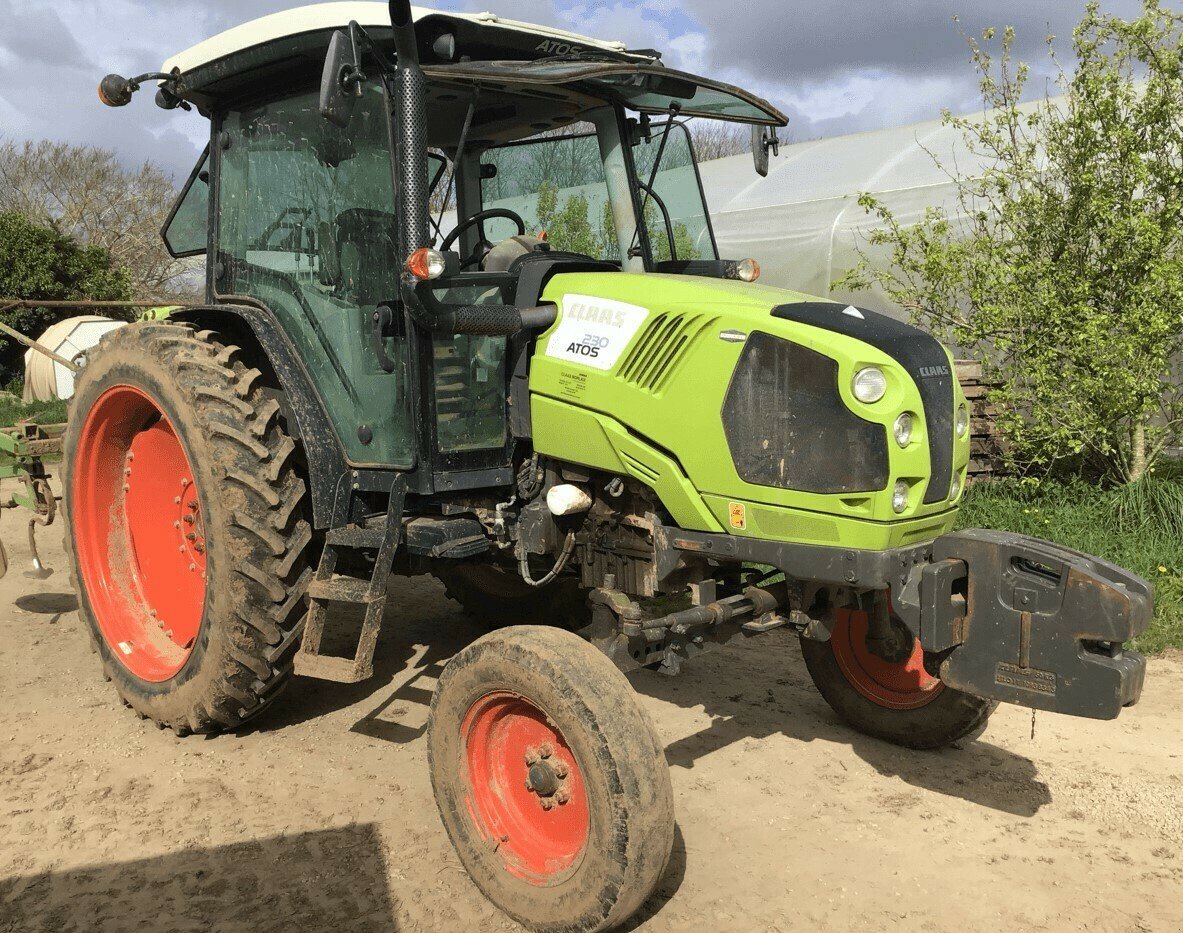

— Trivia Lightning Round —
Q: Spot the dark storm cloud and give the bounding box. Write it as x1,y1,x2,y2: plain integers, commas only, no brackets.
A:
677,0,1153,85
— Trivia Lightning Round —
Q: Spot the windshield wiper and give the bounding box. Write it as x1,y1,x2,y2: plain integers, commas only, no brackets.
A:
431,87,481,247
627,102,681,262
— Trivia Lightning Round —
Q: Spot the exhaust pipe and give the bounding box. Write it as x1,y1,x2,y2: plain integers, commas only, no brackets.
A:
389,0,429,260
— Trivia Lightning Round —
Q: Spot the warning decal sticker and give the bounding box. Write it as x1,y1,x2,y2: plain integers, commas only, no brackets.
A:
545,295,650,372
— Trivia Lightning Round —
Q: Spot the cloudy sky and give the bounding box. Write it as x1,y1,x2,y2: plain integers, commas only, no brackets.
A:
0,0,1165,181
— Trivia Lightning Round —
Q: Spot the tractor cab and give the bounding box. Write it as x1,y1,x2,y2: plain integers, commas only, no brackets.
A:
152,3,785,501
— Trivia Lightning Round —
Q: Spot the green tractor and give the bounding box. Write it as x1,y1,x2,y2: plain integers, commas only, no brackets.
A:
84,3,1149,929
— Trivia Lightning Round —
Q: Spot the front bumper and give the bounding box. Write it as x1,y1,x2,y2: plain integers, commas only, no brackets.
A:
656,526,1152,720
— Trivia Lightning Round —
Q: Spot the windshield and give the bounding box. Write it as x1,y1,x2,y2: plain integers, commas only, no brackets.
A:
481,132,618,260
479,122,717,266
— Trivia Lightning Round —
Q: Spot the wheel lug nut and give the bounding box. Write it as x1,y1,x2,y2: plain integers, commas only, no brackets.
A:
525,745,540,765
555,789,571,806
554,761,569,779
540,798,555,811
540,743,554,760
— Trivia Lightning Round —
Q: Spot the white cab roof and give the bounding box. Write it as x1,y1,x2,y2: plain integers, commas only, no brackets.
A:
163,2,628,75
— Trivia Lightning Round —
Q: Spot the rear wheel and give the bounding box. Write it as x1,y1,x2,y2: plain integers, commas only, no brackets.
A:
428,626,674,933
64,322,312,734
800,606,996,749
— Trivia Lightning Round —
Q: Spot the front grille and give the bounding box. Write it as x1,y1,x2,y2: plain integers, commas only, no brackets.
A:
771,302,955,503
618,313,717,393
722,333,889,495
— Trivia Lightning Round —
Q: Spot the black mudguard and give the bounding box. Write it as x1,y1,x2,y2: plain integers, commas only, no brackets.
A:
895,529,1151,720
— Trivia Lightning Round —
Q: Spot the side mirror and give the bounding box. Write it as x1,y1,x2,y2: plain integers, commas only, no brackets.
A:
752,126,781,178
320,29,364,128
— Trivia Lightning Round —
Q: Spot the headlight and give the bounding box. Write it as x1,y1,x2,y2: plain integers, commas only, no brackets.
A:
956,404,970,438
893,413,914,448
892,480,910,514
950,475,963,501
853,367,887,404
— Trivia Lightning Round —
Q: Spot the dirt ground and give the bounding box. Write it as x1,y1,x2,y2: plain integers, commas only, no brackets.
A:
1,516,1181,933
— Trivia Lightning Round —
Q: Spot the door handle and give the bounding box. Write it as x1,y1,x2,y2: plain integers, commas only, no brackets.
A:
372,305,397,373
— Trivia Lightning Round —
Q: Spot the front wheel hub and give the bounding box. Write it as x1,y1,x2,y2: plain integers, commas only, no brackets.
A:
462,692,589,883
830,607,944,711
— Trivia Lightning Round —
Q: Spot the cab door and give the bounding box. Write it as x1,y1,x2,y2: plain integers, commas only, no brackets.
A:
214,84,413,469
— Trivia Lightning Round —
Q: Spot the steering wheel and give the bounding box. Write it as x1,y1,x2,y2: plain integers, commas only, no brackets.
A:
440,209,526,270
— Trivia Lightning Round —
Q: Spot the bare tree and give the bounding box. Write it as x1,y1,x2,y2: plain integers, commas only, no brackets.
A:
687,121,750,161
0,140,199,297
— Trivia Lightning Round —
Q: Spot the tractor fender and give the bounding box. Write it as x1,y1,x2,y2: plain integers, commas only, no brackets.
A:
171,303,348,529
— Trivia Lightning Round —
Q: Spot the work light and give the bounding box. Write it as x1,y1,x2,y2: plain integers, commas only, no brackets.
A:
853,367,887,404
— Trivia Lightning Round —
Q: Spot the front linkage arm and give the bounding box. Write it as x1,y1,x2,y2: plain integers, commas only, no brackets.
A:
651,525,1151,721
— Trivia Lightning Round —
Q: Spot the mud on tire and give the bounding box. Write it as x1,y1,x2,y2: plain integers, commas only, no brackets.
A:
64,322,312,735
428,626,674,933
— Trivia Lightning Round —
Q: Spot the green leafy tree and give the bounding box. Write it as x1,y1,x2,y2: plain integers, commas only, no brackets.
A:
838,1,1183,484
0,210,132,377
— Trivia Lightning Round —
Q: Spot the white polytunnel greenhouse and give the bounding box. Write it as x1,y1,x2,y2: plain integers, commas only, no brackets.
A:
701,96,1053,319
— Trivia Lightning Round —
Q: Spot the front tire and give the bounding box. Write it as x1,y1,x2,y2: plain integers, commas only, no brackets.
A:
800,607,996,750
64,322,312,735
428,626,674,933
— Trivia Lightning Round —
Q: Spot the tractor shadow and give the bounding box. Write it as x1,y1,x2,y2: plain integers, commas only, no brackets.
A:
631,629,1052,818
259,583,1050,818
255,575,478,741
0,824,399,932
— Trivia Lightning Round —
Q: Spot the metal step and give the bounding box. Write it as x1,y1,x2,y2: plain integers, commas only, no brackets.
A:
326,524,387,549
293,650,374,684
292,476,406,684
308,576,380,604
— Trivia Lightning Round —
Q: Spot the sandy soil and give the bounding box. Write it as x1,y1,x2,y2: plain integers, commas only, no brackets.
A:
1,515,1181,933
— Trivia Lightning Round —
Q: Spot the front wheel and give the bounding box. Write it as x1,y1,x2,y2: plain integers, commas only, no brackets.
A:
428,626,674,932
800,607,996,750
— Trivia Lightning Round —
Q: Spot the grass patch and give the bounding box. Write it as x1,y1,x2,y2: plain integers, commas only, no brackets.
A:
0,396,68,428
958,472,1183,655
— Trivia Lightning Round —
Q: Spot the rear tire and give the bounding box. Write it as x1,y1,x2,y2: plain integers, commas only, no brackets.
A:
800,607,996,750
428,626,674,933
64,322,312,735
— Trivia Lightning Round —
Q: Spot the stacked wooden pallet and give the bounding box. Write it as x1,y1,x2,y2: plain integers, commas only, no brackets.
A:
955,360,1006,482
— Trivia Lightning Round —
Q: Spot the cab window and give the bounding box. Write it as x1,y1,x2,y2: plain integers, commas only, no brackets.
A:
632,123,718,264
480,131,619,261
163,147,210,258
